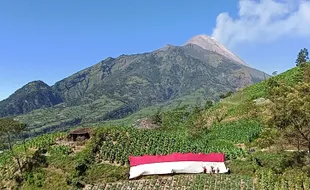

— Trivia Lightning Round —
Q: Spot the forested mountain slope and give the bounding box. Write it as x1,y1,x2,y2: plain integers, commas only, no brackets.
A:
0,40,267,135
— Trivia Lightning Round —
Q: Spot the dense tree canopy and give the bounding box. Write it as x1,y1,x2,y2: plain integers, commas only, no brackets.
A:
0,118,26,136
268,82,310,153
0,118,27,174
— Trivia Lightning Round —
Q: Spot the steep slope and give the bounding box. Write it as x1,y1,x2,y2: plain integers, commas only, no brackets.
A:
185,35,248,66
0,81,63,117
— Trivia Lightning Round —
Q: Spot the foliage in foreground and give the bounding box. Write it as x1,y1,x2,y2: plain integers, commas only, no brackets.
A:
253,63,310,153
268,81,310,152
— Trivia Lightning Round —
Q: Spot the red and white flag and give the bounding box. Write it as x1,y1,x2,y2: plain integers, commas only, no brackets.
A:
129,153,229,179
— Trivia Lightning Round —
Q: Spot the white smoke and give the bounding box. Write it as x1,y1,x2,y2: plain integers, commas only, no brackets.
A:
211,0,310,48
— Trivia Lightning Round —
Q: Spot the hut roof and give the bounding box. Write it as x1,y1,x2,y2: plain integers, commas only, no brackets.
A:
69,128,91,135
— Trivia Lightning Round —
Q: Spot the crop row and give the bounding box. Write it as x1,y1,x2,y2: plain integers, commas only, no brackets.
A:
88,171,310,190
96,127,247,166
88,174,254,190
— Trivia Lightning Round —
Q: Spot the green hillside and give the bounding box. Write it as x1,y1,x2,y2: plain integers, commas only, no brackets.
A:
1,64,309,189
216,66,303,119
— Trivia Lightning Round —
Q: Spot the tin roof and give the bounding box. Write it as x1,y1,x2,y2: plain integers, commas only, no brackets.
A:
69,128,91,135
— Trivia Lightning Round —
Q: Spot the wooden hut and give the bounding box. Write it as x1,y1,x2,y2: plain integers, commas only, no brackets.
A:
68,128,92,141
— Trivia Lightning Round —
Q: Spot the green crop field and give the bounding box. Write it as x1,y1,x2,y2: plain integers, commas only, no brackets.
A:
95,120,261,166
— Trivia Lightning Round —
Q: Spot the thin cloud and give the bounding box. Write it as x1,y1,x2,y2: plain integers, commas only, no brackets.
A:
211,0,310,48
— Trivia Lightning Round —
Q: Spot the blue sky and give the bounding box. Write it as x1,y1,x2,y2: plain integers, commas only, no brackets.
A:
1,0,310,100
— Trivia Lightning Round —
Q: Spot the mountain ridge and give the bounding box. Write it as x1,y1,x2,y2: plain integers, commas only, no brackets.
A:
0,36,268,133
0,80,63,117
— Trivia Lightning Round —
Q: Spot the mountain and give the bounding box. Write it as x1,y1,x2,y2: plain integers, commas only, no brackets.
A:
0,81,62,117
52,43,264,107
0,35,268,134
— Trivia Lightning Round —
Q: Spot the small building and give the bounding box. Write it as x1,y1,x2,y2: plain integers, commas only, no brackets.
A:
68,128,92,141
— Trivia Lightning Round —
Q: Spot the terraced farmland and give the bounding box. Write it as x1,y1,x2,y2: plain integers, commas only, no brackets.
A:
86,174,255,190
86,172,310,190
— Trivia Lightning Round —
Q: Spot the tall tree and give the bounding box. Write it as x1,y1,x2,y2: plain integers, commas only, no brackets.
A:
296,48,309,66
268,82,310,154
305,48,309,61
0,118,27,174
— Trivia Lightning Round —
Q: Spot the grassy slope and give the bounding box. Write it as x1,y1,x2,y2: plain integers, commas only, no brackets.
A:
218,67,301,118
